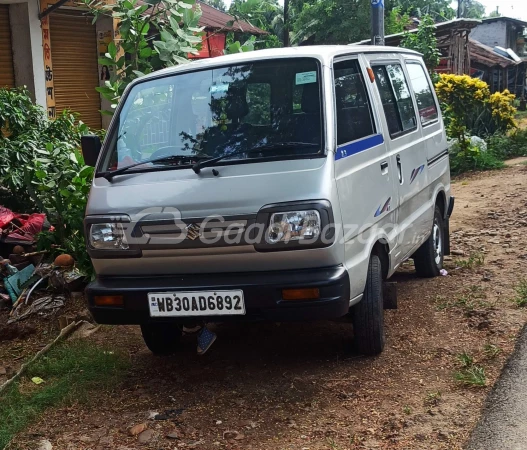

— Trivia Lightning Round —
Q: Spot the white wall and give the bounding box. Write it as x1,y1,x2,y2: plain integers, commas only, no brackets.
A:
471,21,508,48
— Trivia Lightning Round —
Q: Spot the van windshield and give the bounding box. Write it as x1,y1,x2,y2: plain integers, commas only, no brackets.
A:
100,58,323,173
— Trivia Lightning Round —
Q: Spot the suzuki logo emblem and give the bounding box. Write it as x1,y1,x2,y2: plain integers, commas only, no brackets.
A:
186,223,201,240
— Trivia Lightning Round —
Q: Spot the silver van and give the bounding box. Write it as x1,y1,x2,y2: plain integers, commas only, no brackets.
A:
81,46,454,356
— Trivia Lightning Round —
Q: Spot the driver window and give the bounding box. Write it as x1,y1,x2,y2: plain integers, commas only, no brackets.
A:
334,59,376,145
116,83,174,164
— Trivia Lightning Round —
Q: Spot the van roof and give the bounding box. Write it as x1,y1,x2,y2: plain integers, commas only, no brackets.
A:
138,45,421,83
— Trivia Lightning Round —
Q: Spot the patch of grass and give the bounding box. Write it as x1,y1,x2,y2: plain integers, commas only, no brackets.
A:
0,340,129,449
454,365,486,387
403,405,412,415
435,286,489,312
454,351,486,387
455,252,485,269
483,343,501,359
457,352,474,368
424,391,441,406
513,278,527,307
326,437,341,450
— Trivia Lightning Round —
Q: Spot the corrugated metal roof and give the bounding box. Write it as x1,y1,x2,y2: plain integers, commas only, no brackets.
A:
136,0,268,35
470,39,525,68
480,16,527,29
197,2,267,35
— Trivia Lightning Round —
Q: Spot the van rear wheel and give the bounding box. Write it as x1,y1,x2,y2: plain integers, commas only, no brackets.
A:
414,206,444,278
352,254,385,355
140,323,182,355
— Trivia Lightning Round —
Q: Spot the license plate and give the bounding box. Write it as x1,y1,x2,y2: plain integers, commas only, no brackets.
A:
148,290,245,317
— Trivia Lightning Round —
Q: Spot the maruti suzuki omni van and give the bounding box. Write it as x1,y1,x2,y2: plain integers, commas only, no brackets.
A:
81,46,454,356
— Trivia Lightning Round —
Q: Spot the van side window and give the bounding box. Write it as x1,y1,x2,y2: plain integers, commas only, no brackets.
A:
405,63,439,125
334,59,376,145
373,64,417,138
243,83,271,126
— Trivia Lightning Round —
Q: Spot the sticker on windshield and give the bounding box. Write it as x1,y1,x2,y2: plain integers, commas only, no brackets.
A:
210,84,229,93
295,71,317,85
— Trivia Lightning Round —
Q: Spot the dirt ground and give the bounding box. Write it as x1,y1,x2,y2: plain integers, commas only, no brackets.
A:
8,162,527,450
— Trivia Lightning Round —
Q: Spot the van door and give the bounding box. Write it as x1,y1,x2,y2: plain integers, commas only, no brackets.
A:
367,57,428,261
333,57,398,283
404,59,447,188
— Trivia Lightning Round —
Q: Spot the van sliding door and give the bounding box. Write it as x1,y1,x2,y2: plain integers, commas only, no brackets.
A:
366,55,428,261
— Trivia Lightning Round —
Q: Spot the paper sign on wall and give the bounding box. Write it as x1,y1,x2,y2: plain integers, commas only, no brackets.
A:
295,71,317,85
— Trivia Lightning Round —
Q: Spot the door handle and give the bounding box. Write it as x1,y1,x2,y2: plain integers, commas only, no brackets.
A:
380,161,388,174
396,154,403,184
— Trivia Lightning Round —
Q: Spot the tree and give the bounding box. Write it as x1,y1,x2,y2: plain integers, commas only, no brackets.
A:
458,0,486,19
290,0,408,45
400,15,440,76
395,0,455,22
487,9,501,18
203,0,227,11
229,0,284,47
84,0,204,112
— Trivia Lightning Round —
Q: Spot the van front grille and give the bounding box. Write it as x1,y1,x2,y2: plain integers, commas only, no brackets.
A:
132,215,256,249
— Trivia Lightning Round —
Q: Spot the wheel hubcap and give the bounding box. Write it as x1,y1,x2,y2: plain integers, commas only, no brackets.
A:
433,221,442,265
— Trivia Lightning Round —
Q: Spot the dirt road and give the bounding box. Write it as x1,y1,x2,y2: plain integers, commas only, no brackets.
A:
13,162,527,450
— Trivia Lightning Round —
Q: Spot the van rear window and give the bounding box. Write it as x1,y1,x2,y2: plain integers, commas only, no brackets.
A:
405,63,439,125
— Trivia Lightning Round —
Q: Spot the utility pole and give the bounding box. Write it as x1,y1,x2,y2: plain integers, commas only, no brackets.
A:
283,0,290,47
371,0,385,46
457,0,463,18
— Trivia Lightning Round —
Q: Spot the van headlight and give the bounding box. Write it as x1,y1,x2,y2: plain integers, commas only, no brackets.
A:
254,200,335,252
89,223,129,250
266,210,321,244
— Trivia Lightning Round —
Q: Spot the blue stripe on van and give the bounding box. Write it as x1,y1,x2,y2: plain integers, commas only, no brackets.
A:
335,134,384,161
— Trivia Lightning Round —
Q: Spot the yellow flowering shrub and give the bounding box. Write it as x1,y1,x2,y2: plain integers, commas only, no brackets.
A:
489,90,517,130
435,74,517,152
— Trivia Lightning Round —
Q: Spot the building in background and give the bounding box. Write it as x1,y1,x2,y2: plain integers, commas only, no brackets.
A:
0,0,266,129
471,17,527,57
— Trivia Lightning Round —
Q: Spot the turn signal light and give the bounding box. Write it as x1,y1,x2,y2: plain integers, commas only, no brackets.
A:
94,295,124,306
282,288,320,301
367,67,375,83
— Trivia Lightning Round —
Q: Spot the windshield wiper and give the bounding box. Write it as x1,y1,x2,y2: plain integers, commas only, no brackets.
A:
192,142,320,174
99,154,211,181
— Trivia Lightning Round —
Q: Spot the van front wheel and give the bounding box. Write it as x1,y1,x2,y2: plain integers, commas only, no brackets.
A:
413,206,444,278
352,254,385,355
140,323,182,355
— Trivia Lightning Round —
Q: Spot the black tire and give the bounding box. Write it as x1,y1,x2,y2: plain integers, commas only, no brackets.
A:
414,205,444,278
352,254,385,355
140,323,182,355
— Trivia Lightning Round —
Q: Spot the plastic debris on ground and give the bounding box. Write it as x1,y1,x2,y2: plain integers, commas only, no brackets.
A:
440,269,448,276
8,295,65,324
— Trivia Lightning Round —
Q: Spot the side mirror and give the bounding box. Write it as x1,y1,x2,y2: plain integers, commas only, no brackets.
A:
81,135,102,167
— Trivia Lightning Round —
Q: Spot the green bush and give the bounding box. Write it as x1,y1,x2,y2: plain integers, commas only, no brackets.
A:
0,87,97,276
449,143,504,175
486,129,527,160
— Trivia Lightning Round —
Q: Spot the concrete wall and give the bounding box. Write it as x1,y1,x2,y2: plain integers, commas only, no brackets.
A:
9,3,35,98
95,15,113,129
0,0,46,108
471,21,508,48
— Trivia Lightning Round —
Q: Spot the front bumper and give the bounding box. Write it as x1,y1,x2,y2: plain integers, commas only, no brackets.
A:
86,265,351,324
